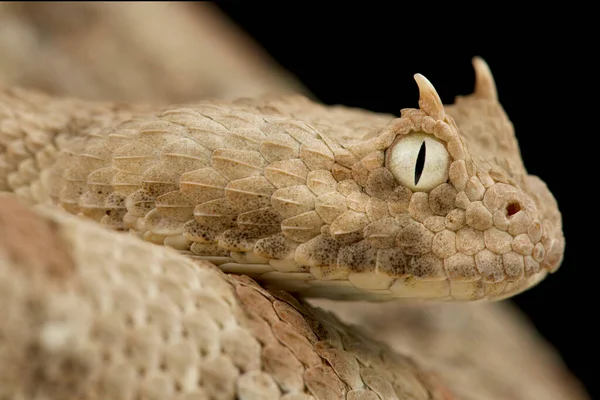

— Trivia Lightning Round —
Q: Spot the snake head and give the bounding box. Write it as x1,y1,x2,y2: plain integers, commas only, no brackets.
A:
68,56,563,302
291,58,564,301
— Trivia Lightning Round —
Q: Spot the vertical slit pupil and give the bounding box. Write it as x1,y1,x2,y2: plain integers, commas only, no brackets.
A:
414,141,426,186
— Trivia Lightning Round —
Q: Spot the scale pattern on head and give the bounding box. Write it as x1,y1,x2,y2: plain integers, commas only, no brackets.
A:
37,58,564,301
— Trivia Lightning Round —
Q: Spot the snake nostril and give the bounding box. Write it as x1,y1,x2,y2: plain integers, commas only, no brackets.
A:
506,201,521,217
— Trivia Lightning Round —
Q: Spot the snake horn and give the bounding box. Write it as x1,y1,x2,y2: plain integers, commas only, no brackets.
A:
472,56,498,100
413,73,445,120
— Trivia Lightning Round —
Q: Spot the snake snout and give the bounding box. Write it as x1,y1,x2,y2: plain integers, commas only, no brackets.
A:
501,187,564,275
510,179,565,275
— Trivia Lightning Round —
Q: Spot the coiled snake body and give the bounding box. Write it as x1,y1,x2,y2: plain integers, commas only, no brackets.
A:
0,58,569,399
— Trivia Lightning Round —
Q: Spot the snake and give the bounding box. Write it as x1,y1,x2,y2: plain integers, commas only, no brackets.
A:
0,58,569,399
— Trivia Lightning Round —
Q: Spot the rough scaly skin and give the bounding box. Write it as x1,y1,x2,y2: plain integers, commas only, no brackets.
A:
0,59,580,400
1,59,564,302
0,197,451,400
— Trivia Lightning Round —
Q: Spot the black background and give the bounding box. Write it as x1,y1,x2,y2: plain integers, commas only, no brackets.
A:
216,4,595,398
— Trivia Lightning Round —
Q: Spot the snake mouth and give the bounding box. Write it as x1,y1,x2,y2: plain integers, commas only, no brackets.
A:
243,180,563,302
212,212,560,302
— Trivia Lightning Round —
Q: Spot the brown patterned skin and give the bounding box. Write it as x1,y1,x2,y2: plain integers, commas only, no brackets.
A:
1,58,564,302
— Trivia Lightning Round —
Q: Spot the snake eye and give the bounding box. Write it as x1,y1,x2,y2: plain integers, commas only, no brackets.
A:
386,132,451,192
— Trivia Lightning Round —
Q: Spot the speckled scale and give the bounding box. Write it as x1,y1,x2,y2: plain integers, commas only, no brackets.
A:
159,138,211,174
259,134,301,163
264,159,309,188
408,252,446,280
179,167,228,203
330,211,370,240
307,170,337,196
331,163,353,181
105,128,137,151
387,186,412,217
194,198,238,226
184,124,227,151
271,186,316,219
396,221,434,255
136,120,187,147
261,120,312,140
281,211,324,243
112,141,159,174
141,164,181,197
71,138,112,171
365,167,396,199
144,208,185,237
255,233,299,260
223,128,267,152
85,166,117,194
361,151,385,171
299,139,335,171
346,192,370,213
351,162,370,188
122,189,151,218
295,234,343,268
155,190,195,222
112,170,142,195
78,167,118,219
226,176,276,213
315,192,348,224
161,108,229,135
212,149,266,180
58,168,87,206
337,240,378,272
363,217,404,249
219,226,272,252
184,219,214,243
